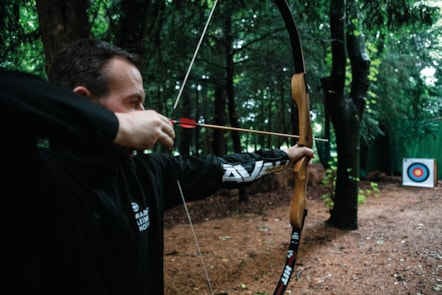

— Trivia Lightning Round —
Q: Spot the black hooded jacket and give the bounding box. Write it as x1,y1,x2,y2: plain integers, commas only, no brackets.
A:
0,69,289,295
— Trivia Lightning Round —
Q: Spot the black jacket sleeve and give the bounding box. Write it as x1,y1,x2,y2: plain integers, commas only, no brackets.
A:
0,69,120,291
0,69,118,148
174,149,289,199
160,149,290,209
145,149,289,209
218,149,290,188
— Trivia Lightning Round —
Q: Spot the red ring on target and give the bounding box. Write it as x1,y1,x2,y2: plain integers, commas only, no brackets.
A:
407,162,430,182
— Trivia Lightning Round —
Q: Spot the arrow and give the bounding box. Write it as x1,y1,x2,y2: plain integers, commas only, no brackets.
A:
171,118,328,142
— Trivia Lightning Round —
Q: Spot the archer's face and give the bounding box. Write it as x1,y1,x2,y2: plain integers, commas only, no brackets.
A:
97,56,146,159
98,56,146,113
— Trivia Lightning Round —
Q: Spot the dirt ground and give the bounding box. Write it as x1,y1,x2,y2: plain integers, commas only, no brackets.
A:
163,176,442,295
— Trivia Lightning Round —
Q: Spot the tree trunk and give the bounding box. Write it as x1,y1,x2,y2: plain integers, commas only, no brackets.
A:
347,18,370,178
223,6,242,154
323,0,371,230
114,0,165,64
223,4,246,202
347,27,370,118
194,88,201,157
36,0,89,74
213,86,227,156
319,77,332,169
178,89,192,156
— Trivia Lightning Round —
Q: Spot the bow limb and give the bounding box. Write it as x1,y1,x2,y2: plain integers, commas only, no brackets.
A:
273,0,313,230
290,73,313,229
272,1,312,294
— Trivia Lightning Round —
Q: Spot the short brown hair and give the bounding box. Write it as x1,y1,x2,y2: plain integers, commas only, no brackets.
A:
48,39,139,98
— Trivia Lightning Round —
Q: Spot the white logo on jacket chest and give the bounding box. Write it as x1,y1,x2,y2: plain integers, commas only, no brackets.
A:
131,202,150,232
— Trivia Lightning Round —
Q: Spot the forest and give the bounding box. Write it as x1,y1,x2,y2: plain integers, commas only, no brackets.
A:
1,0,441,233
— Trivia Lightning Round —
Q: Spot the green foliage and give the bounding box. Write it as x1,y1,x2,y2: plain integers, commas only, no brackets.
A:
2,0,441,156
89,0,117,40
321,158,338,209
364,181,379,199
360,0,442,145
321,157,379,209
1,0,45,76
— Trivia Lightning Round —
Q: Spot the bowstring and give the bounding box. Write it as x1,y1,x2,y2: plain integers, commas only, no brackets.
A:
169,0,219,118
169,1,219,294
176,180,214,294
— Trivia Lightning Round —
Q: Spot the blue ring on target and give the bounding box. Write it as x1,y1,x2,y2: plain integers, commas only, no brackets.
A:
407,162,429,182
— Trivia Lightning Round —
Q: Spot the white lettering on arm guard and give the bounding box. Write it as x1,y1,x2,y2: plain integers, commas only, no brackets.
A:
222,160,289,184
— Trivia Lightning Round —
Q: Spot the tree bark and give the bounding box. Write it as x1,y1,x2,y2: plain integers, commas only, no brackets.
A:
224,9,242,154
323,0,371,230
36,0,89,74
178,89,192,156
114,0,165,63
213,86,227,156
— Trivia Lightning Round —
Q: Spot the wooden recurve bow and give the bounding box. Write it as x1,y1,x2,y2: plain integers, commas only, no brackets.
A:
272,0,313,294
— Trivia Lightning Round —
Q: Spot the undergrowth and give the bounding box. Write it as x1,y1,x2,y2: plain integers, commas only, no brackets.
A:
321,158,379,209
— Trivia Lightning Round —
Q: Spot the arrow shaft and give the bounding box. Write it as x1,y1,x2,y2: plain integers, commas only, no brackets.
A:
174,121,327,142
201,123,300,138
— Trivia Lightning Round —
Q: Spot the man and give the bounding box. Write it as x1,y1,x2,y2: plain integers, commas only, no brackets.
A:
1,39,313,294
0,69,175,294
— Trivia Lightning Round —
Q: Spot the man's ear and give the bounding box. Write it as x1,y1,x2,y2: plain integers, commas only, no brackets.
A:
73,86,95,101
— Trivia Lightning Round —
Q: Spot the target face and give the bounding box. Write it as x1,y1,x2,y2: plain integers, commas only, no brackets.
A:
407,163,429,182
403,158,436,188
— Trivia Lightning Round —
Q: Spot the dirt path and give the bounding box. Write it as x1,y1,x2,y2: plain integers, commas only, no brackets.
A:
163,181,442,295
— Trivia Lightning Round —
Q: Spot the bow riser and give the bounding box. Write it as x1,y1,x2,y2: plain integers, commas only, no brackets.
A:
290,73,312,229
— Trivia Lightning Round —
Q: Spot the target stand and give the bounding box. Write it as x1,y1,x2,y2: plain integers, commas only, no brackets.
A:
402,158,438,188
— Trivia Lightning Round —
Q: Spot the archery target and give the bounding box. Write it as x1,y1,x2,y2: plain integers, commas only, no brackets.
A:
402,158,437,188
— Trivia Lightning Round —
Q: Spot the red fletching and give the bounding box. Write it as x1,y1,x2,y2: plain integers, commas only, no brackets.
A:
172,117,198,128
